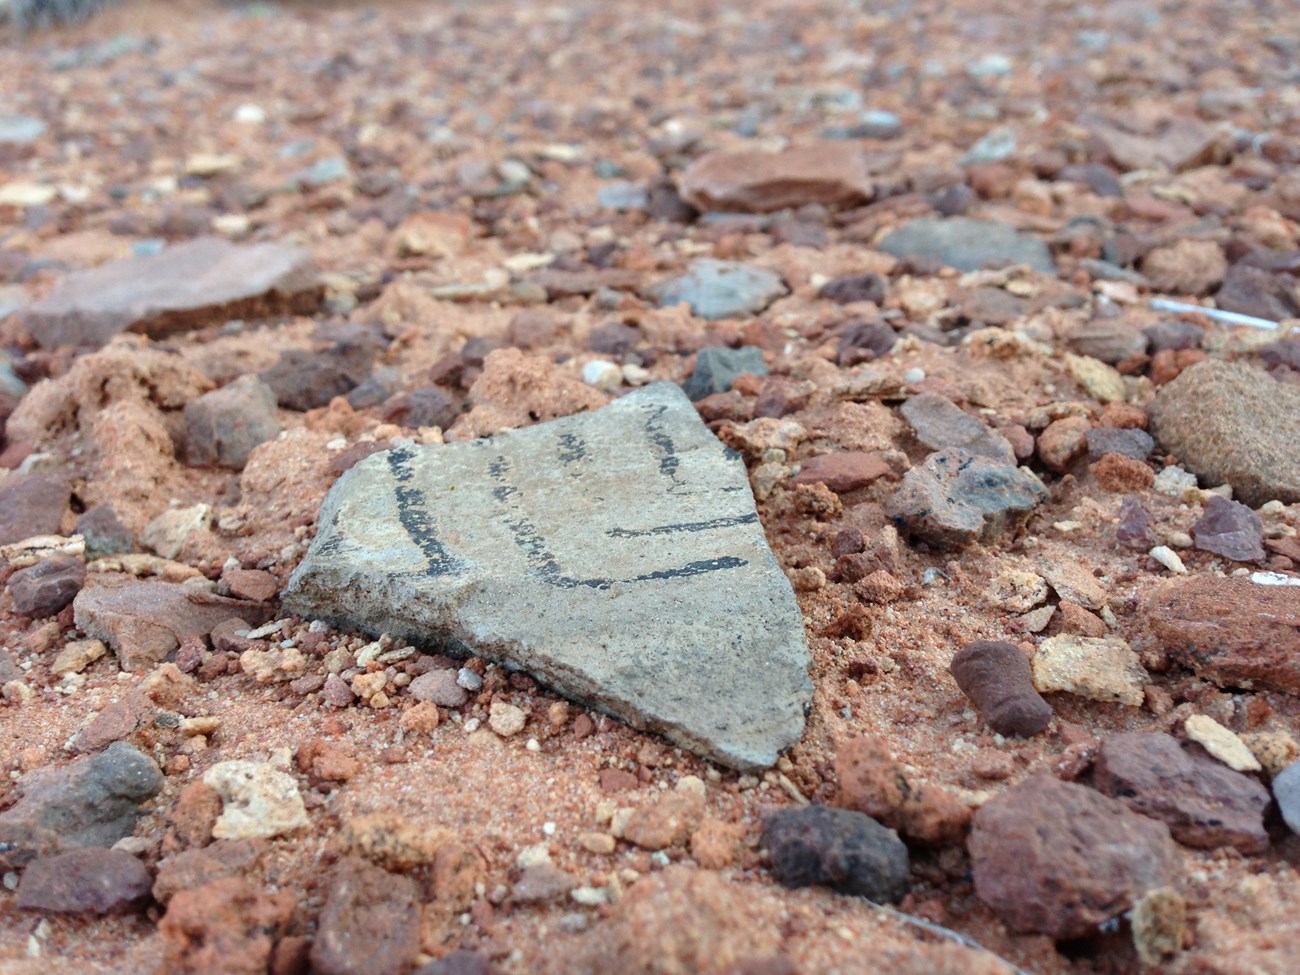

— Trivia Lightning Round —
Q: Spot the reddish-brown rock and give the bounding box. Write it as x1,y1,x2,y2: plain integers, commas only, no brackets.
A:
678,143,874,213
1093,732,1270,853
23,237,320,350
16,848,152,914
1146,575,1300,693
159,877,295,975
0,473,69,545
970,773,1180,939
310,858,421,975
74,580,275,672
836,735,971,845
790,451,892,494
7,553,85,618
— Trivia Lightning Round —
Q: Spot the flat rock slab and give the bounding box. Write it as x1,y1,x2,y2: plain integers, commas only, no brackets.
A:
648,259,787,320
678,143,875,213
286,383,811,770
878,217,1055,274
23,237,321,350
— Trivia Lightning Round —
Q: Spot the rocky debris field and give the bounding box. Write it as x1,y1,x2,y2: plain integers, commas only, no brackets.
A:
1,0,1299,972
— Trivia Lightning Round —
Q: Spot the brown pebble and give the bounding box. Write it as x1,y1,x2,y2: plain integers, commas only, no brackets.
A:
950,640,1053,737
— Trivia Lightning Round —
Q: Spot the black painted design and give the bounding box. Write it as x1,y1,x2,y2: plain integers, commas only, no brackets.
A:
607,513,758,538
558,433,587,466
387,447,465,577
643,403,686,493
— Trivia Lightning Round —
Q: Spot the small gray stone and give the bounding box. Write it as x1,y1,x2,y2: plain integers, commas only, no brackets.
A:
884,449,1048,550
22,237,320,351
0,742,164,868
16,848,152,914
1191,496,1266,562
682,346,769,401
900,393,1015,463
960,127,1017,165
0,115,47,145
1275,762,1300,834
649,259,787,320
596,182,649,211
285,382,812,770
184,375,281,470
878,217,1055,274
1085,427,1154,463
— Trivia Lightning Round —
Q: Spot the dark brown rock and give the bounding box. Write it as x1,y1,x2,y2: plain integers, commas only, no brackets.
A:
819,272,886,305
1216,265,1299,322
753,377,815,419
836,735,972,845
950,640,1053,737
260,324,379,411
183,375,281,469
1146,575,1300,694
0,741,163,867
8,552,85,617
381,386,459,431
222,569,279,603
310,858,421,975
16,848,152,914
836,319,897,365
762,805,910,902
512,863,579,904
1117,497,1158,550
900,393,1015,464
679,143,874,213
1093,732,1270,853
0,473,69,545
76,505,135,558
1143,319,1204,353
22,238,319,351
969,773,1180,939
153,841,264,904
1191,496,1266,562
1149,360,1300,506
587,321,643,357
159,877,295,975
74,580,274,672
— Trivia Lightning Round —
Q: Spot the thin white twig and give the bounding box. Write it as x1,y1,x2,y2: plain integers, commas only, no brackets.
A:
1150,298,1286,331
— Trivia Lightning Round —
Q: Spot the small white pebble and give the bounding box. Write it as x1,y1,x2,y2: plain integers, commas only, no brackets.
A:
234,103,266,124
526,738,541,752
457,668,483,691
1149,546,1188,574
462,717,481,733
1252,571,1300,586
581,360,623,391
542,821,556,836
903,367,926,384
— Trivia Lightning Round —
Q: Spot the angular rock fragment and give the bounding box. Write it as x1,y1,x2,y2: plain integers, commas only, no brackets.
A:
682,346,768,401
16,848,153,914
648,259,787,320
74,580,274,672
0,473,69,545
969,773,1180,939
762,806,910,902
836,735,972,844
1191,496,1265,562
1145,575,1300,694
22,237,319,350
202,761,309,840
311,858,421,975
884,449,1048,550
1032,635,1147,706
1149,360,1300,507
1275,763,1300,835
878,217,1055,273
286,382,811,770
159,877,295,975
900,392,1015,463
678,143,874,213
8,552,85,617
1116,497,1157,550
183,375,281,469
1093,732,1270,853
0,742,163,867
